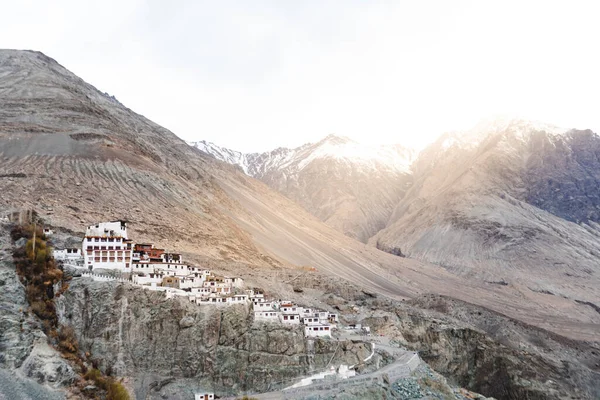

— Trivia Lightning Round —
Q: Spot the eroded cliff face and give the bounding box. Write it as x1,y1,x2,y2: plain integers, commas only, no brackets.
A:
360,295,600,400
55,278,371,398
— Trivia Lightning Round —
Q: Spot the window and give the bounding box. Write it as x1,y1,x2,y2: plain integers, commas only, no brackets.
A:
101,238,107,242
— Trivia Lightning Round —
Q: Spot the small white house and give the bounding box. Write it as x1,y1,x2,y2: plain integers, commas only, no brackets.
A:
195,393,214,400
43,228,53,236
224,276,244,288
302,317,322,326
131,273,163,286
179,275,206,290
227,295,249,304
304,324,332,338
254,311,281,322
300,307,313,316
254,301,277,311
280,303,299,314
190,287,212,296
53,248,82,262
198,296,229,305
280,313,300,324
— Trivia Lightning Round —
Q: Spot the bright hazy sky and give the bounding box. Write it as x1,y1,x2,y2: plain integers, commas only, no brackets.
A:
1,1,599,152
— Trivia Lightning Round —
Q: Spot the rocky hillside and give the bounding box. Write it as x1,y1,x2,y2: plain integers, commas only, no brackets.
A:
52,266,598,400
55,278,373,398
360,294,600,400
371,118,600,317
191,135,415,242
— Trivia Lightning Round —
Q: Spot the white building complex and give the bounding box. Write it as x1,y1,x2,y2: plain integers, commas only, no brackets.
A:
82,221,133,271
251,298,338,338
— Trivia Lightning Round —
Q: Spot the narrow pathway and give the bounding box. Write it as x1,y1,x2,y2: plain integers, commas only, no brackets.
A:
225,335,420,400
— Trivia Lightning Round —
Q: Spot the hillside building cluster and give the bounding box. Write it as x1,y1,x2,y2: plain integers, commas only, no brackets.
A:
250,292,338,338
53,220,245,304
53,221,338,338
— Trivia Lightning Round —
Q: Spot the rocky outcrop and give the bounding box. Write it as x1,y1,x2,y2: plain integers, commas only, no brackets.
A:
360,294,600,400
55,278,371,398
524,129,600,225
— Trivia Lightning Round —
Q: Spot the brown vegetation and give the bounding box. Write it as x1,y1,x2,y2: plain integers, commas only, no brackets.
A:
12,223,62,330
84,369,130,400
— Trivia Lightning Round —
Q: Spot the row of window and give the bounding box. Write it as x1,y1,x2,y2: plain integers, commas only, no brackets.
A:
304,318,322,323
88,237,124,243
93,257,125,262
87,251,128,257
87,246,128,251
257,312,278,317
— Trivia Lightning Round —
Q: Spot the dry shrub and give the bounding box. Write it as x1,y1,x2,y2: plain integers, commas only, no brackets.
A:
57,281,70,296
420,377,454,400
84,369,130,400
46,268,64,282
107,381,130,400
84,368,103,382
58,325,79,354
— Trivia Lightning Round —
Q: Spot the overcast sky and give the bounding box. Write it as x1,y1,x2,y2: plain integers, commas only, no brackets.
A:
1,1,599,152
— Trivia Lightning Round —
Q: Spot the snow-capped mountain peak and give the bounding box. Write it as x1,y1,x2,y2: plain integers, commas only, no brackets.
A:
189,135,416,177
296,135,415,173
189,140,251,174
188,135,416,242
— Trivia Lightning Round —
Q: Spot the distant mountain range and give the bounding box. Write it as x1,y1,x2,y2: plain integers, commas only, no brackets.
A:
190,135,415,241
192,118,600,322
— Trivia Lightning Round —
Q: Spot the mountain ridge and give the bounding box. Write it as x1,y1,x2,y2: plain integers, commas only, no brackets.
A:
190,135,415,241
371,121,600,309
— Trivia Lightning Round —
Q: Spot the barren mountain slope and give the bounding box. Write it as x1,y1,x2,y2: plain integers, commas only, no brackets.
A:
192,135,414,242
0,50,598,341
371,119,600,312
